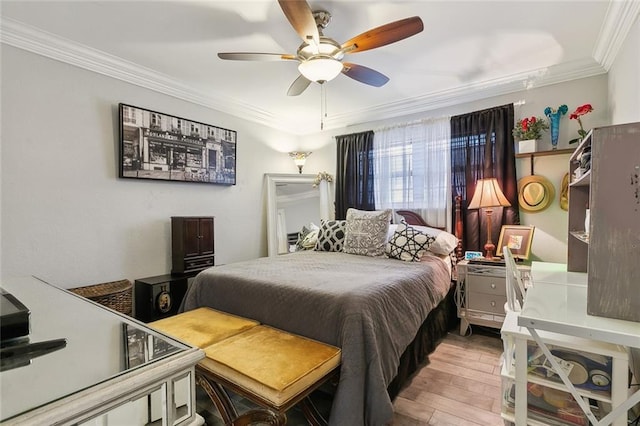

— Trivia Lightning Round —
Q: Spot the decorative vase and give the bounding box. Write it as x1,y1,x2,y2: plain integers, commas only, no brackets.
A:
544,105,568,150
548,111,561,150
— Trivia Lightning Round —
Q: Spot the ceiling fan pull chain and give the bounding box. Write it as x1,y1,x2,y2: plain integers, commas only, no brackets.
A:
320,83,325,130
324,84,328,124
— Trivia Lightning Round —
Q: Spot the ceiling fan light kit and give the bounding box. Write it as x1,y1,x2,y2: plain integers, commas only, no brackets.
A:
217,0,424,96
298,57,343,82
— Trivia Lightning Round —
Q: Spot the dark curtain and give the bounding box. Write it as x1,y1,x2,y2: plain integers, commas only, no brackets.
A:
450,104,519,253
335,130,375,220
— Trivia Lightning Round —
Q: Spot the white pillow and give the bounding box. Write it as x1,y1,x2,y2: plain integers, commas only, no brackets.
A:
410,225,458,255
387,224,399,242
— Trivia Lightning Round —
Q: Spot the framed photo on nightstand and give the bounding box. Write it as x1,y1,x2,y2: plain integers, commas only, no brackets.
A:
497,225,535,260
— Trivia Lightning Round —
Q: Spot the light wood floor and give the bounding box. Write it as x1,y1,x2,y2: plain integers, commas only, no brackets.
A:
197,327,506,425
392,328,505,426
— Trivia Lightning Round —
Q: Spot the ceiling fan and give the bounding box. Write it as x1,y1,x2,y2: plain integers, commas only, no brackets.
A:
218,0,424,96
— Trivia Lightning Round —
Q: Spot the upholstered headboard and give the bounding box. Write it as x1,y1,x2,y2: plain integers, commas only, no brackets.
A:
396,197,464,261
395,210,444,229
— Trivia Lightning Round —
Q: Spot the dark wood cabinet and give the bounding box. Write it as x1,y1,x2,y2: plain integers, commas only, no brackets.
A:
134,274,188,322
171,216,215,275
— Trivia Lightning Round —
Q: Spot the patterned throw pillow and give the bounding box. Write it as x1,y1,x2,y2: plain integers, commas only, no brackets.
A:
386,222,437,262
296,223,319,251
409,225,458,255
343,208,392,257
315,220,347,252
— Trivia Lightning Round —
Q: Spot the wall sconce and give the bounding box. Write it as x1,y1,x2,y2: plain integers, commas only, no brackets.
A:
467,178,511,260
289,151,312,174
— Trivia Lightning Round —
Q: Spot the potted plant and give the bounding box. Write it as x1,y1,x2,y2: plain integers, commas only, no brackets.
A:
568,104,594,144
513,116,549,153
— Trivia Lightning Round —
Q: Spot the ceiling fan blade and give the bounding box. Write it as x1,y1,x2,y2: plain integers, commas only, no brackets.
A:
341,16,424,54
287,75,312,96
342,63,389,87
278,0,319,46
218,52,297,61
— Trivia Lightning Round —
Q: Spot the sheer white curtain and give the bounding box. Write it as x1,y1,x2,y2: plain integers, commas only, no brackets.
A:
373,117,451,229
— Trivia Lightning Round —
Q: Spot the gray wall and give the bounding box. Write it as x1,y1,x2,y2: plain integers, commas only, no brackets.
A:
301,75,610,263
0,46,333,287
609,13,640,125
2,14,638,284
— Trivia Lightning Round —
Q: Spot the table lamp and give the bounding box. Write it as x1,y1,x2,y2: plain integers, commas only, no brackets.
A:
467,178,511,259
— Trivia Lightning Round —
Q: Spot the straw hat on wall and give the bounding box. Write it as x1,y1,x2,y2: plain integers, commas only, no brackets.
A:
518,175,555,213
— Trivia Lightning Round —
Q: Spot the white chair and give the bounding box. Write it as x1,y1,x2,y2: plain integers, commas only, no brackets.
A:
502,246,528,393
504,246,526,313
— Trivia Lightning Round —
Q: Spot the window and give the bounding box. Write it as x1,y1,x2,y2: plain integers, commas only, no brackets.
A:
450,132,494,202
122,106,137,124
151,113,162,129
373,118,451,228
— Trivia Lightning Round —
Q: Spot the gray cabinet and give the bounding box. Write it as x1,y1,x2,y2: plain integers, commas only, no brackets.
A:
567,122,640,322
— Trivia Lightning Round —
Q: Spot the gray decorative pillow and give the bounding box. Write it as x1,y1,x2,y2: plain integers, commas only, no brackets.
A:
315,220,346,252
386,222,436,262
343,208,392,257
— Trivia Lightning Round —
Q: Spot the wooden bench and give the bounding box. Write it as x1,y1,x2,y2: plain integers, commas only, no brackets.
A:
150,307,341,425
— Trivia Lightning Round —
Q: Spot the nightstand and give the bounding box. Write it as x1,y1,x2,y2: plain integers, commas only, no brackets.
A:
134,274,189,322
456,260,530,336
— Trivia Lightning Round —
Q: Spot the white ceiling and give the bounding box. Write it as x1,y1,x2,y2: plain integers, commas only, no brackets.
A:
2,1,638,135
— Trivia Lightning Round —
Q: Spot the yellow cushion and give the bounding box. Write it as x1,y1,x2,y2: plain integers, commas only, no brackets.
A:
150,307,259,348
200,325,341,408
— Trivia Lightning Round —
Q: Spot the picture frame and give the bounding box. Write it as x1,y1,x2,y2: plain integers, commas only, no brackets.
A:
497,225,535,260
119,103,236,185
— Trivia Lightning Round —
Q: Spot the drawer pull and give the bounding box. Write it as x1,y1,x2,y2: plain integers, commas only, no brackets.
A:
491,283,496,289
491,301,496,307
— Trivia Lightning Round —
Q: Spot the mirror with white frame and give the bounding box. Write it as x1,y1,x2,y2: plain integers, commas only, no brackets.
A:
265,173,333,257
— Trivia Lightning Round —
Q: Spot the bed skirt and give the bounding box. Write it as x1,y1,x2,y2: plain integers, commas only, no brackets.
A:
387,282,458,399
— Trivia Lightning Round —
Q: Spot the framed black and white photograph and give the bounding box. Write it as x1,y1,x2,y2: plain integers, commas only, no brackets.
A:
497,225,535,260
119,103,236,185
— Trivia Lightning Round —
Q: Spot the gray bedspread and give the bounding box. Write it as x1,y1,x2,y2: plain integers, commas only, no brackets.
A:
182,251,451,426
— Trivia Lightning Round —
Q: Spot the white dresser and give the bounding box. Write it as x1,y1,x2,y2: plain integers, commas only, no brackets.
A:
0,276,204,425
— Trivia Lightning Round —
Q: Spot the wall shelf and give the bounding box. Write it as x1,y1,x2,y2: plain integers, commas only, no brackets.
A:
515,148,574,158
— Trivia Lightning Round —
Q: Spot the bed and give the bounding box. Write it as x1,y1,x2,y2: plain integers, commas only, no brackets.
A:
182,207,463,425
182,211,465,425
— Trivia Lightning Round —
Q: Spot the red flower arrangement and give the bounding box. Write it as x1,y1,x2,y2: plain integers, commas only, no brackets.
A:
513,116,548,140
569,104,593,144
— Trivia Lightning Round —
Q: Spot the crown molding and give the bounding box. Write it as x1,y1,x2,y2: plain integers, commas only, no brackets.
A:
320,59,606,132
0,12,623,136
593,0,640,71
0,17,283,131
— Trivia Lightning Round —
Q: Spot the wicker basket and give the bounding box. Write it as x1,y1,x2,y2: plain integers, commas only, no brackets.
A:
70,279,132,315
